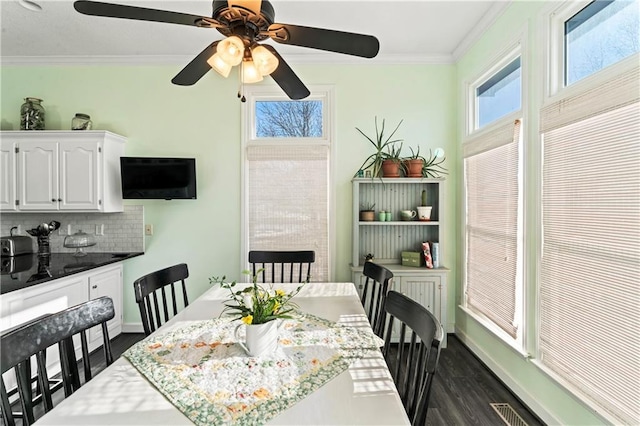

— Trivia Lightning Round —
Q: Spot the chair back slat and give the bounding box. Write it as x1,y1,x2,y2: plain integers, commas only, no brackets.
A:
382,291,443,426
248,251,315,283
361,261,394,337
0,297,115,426
1,380,14,426
133,263,190,336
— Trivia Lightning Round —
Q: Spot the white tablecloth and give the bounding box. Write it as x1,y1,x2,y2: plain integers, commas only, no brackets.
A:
37,282,409,425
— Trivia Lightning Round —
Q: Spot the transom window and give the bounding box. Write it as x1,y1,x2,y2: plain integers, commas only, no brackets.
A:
564,0,640,86
255,101,323,138
471,52,522,130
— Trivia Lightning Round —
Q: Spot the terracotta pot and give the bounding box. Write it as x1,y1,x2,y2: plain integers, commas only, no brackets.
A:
404,159,424,178
360,210,375,221
381,160,401,178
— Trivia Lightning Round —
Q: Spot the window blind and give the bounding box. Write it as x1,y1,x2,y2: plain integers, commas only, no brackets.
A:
539,65,640,425
463,119,522,338
246,144,329,282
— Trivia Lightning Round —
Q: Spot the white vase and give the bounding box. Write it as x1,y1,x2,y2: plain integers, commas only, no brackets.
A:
234,320,278,356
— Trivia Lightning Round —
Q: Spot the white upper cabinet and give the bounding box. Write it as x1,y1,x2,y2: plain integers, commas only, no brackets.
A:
0,141,17,211
18,140,58,210
0,131,126,212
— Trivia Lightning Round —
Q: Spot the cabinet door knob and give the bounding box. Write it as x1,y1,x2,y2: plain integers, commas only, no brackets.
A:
92,285,98,289
58,198,62,202
51,198,56,202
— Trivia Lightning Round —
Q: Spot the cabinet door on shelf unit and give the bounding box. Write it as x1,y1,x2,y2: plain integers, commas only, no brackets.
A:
397,273,447,347
88,264,123,348
397,275,442,322
59,141,100,210
18,141,59,210
0,141,17,211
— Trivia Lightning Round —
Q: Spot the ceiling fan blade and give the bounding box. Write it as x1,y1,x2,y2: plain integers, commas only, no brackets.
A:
74,1,220,28
171,41,219,86
228,0,262,16
268,23,380,58
263,45,310,100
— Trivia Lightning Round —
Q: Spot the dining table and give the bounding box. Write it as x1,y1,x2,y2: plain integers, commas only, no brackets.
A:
36,282,410,425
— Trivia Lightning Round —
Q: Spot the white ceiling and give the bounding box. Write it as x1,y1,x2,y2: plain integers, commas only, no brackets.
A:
1,0,509,65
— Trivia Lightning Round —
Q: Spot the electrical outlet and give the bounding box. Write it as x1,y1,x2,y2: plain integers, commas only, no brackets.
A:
95,224,104,236
145,224,153,236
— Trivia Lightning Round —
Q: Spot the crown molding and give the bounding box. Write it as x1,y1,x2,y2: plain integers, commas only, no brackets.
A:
1,52,455,66
452,1,512,61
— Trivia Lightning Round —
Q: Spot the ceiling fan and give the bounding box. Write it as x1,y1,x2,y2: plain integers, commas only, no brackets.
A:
73,0,380,100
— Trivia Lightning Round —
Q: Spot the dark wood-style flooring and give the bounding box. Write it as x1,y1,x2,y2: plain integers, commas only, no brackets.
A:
427,335,544,426
107,333,544,426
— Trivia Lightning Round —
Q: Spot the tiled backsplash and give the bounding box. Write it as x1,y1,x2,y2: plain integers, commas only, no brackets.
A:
0,205,144,254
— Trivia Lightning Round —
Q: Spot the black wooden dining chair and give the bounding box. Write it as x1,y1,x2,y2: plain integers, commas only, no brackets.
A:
248,250,315,283
382,291,443,426
361,261,394,337
133,263,190,336
0,297,115,426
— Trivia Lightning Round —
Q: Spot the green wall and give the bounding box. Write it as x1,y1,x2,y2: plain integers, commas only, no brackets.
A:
455,1,607,425
0,62,457,333
0,2,608,423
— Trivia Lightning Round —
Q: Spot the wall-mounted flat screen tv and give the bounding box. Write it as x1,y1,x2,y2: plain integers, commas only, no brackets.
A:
120,157,197,200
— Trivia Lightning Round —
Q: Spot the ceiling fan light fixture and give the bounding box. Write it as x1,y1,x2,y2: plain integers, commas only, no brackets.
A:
241,60,263,83
217,36,244,66
251,45,279,76
207,52,232,78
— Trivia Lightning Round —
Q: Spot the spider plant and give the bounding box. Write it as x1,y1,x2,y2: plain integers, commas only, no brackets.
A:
421,149,448,178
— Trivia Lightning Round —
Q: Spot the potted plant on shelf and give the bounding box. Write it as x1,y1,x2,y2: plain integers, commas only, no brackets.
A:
403,146,425,178
354,117,404,179
381,141,404,178
359,202,376,221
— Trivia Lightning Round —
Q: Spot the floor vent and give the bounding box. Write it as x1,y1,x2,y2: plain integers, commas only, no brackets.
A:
490,403,530,426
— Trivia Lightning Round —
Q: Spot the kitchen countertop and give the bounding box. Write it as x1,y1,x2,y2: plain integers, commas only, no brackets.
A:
0,252,144,294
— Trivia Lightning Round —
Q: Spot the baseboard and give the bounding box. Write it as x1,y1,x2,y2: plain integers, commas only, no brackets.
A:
454,327,560,426
122,323,145,333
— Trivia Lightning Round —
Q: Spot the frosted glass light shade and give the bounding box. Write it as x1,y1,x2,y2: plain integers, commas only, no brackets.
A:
217,36,244,66
251,45,279,75
207,53,232,77
242,60,263,83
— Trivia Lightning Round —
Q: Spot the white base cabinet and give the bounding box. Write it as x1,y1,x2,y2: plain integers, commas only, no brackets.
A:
0,131,126,212
352,266,448,347
0,264,123,390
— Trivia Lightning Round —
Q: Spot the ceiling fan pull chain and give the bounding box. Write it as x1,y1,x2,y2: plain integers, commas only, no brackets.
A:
238,64,246,102
238,61,247,102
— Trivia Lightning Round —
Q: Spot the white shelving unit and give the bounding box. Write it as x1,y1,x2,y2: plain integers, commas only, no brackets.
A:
350,177,448,345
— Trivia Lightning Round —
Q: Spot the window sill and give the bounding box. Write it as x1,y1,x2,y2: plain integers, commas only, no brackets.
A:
529,359,623,425
458,304,528,358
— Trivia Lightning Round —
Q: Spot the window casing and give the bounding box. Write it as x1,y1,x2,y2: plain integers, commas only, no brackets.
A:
463,41,525,349
548,0,640,94
241,86,334,282
471,50,522,131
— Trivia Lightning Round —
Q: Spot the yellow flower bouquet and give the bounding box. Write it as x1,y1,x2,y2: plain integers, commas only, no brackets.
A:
209,269,307,325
